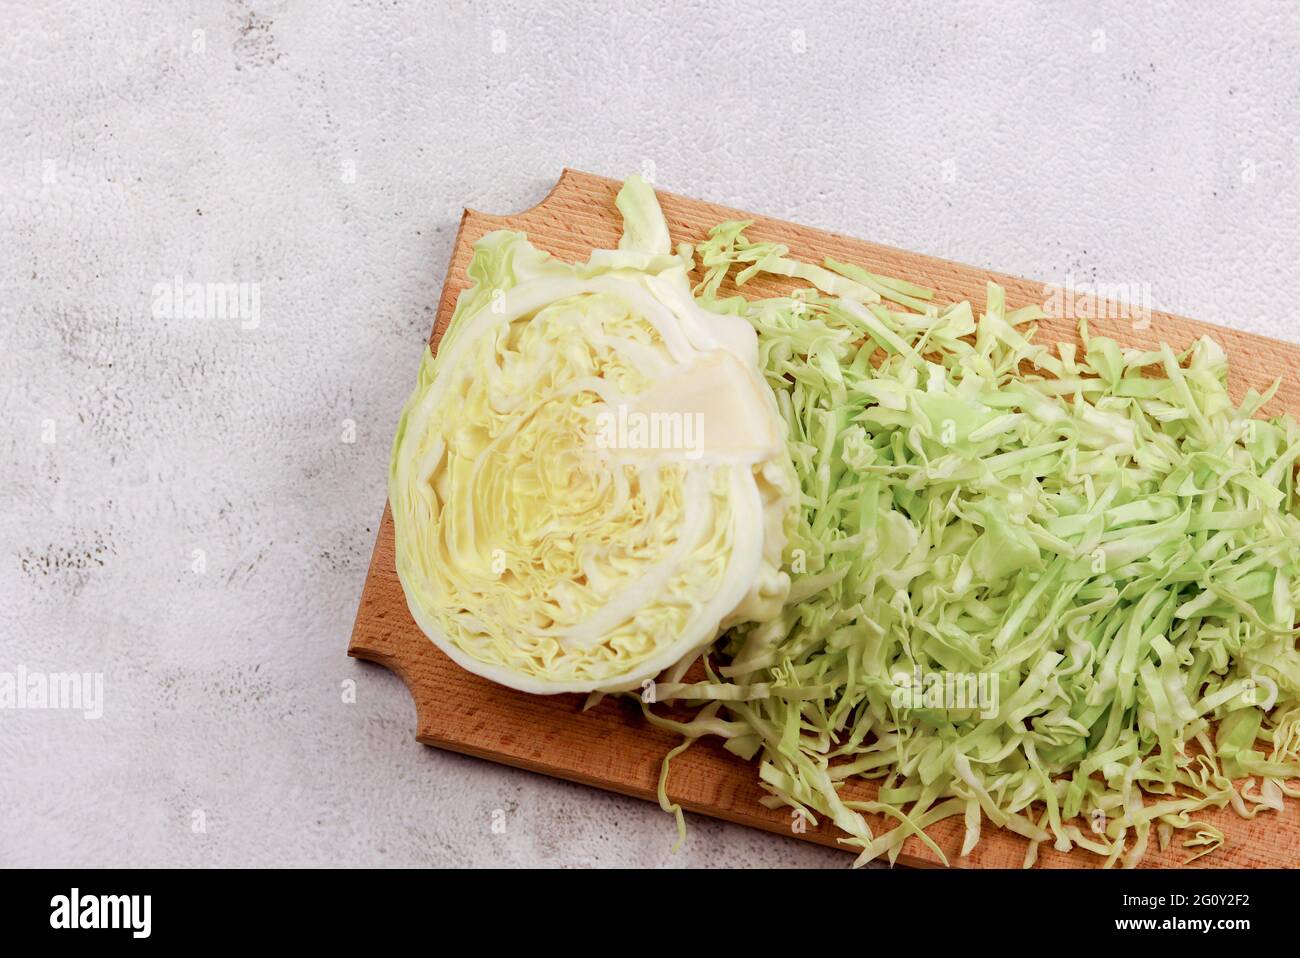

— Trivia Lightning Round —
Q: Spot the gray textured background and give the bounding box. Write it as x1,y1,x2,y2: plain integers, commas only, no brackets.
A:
2,0,1298,868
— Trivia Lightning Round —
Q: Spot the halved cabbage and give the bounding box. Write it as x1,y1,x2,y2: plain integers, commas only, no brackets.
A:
389,178,794,694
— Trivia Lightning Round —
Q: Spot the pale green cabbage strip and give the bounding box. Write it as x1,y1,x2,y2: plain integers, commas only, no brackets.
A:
646,219,1300,867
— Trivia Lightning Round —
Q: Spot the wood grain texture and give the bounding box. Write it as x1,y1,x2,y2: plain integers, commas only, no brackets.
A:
349,169,1300,868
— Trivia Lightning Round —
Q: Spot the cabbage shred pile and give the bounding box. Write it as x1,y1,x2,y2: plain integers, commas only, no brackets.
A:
645,222,1300,866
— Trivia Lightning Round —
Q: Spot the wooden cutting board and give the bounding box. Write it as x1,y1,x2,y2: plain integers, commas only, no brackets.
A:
348,169,1300,868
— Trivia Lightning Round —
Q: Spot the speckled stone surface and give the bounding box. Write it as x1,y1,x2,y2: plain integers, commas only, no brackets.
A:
2,1,1298,868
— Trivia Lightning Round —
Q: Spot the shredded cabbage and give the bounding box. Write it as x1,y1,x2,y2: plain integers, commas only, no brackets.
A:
389,179,794,694
647,217,1300,867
